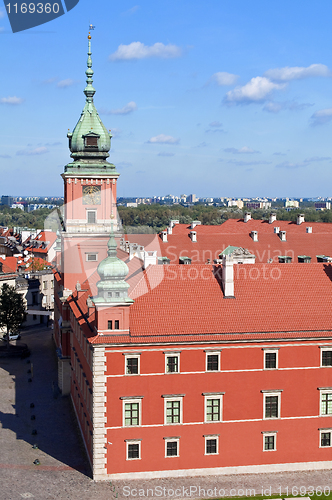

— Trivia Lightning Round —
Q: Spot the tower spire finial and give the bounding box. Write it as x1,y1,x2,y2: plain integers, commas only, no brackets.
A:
84,31,95,102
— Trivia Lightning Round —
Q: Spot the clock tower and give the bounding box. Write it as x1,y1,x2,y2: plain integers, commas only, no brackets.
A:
60,32,120,292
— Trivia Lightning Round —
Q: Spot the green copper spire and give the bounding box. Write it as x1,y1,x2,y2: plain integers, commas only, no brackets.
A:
84,33,96,101
93,222,134,305
64,32,119,177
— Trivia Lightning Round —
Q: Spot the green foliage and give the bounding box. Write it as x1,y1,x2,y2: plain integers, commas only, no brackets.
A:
0,207,54,229
0,283,26,345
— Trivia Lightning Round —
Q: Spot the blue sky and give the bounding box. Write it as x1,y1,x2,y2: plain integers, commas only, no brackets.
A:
1,0,332,198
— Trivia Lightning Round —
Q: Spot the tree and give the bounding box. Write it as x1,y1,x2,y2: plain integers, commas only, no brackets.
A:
0,284,26,349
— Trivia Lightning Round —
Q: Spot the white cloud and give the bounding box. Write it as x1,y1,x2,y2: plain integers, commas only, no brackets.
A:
122,5,139,15
109,42,182,61
224,77,286,104
42,77,58,85
57,79,75,88
209,121,223,127
16,147,49,156
263,100,313,113
275,161,307,169
0,96,24,105
209,72,238,86
265,64,330,82
101,101,137,115
304,156,331,162
0,10,5,18
223,146,260,154
147,134,179,145
222,159,271,166
310,108,332,126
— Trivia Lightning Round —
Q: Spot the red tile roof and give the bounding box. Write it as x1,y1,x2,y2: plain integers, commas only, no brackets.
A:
157,220,332,263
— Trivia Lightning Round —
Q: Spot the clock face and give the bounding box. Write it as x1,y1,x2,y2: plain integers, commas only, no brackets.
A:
82,185,101,205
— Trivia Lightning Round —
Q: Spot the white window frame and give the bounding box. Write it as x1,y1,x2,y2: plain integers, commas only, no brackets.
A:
203,393,224,423
164,351,180,374
205,350,221,372
319,428,332,448
163,395,184,425
319,388,332,416
263,348,279,370
262,431,277,451
164,437,180,458
124,353,141,376
121,397,142,427
204,434,219,455
320,347,332,367
125,439,141,460
85,253,98,262
262,390,282,420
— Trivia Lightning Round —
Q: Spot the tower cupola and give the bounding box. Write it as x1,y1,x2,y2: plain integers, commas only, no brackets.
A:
93,224,134,305
64,33,118,176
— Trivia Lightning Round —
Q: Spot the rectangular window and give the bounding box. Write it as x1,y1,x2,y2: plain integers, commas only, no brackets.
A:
264,349,278,369
321,349,332,367
126,357,139,375
86,253,97,262
124,354,141,375
205,435,219,455
87,211,96,224
263,392,281,419
124,401,140,426
114,320,119,330
320,430,332,447
320,391,332,415
206,399,220,421
165,400,181,424
204,394,224,423
108,320,112,330
126,440,141,460
43,281,48,290
263,433,277,451
206,352,220,371
164,438,179,457
165,353,180,373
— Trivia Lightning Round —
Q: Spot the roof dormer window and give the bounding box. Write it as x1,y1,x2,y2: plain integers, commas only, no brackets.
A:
83,132,100,149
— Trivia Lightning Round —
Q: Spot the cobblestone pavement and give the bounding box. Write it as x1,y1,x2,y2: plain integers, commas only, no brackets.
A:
1,326,332,500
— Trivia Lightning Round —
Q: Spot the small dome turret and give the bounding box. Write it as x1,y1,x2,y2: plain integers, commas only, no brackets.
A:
93,224,134,305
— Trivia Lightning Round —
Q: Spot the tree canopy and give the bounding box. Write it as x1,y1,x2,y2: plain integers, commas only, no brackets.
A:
0,284,26,345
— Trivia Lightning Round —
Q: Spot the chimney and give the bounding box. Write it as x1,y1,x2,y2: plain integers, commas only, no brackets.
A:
244,212,251,223
161,230,168,243
143,250,157,269
297,214,305,225
279,230,286,241
190,231,197,242
274,227,280,234
251,230,258,242
167,225,173,235
191,221,201,229
222,255,235,298
306,226,312,233
87,296,95,316
269,213,277,224
170,219,179,227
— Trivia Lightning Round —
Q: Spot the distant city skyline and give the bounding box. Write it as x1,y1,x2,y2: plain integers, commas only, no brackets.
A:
1,1,332,198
